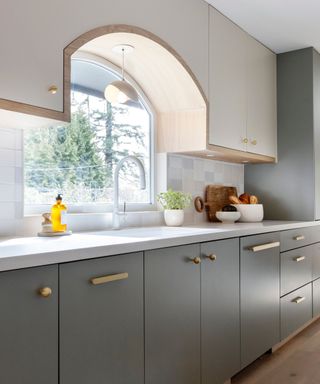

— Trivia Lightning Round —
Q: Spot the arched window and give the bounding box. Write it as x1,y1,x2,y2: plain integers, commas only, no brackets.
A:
24,56,154,213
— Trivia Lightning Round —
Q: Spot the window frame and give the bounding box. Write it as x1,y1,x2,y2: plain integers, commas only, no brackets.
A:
24,52,157,216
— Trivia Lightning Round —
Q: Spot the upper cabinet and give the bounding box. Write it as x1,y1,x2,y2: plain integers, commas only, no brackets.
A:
209,8,248,153
209,8,277,160
158,6,277,163
0,2,276,163
0,0,209,123
246,35,277,157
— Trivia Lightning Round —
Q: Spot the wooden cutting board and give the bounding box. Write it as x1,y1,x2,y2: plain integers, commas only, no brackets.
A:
195,185,237,222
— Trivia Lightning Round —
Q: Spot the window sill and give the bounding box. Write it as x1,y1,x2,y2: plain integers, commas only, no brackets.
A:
24,203,157,216
23,210,164,233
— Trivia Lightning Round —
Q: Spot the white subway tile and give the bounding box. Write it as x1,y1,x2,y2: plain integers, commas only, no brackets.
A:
0,219,16,236
0,202,15,219
0,129,16,150
168,155,183,169
0,149,16,166
0,184,17,202
0,166,15,184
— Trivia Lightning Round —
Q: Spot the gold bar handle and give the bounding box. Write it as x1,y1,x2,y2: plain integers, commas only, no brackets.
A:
294,256,306,262
294,235,305,241
292,296,306,304
249,241,280,252
90,272,128,286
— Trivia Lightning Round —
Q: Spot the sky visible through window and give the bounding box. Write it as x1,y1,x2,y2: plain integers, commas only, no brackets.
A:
24,90,151,206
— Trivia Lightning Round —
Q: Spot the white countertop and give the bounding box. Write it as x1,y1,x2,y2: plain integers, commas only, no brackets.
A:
0,220,319,272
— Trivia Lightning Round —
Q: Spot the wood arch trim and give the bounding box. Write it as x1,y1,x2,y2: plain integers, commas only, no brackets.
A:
0,24,208,123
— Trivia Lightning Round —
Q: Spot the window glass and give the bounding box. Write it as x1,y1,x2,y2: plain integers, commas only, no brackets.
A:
24,61,152,209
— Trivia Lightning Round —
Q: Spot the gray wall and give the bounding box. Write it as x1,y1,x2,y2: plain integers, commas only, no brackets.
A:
245,48,318,221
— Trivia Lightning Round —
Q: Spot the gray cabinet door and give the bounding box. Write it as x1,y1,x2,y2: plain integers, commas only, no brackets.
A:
0,265,58,384
60,252,144,384
312,243,320,280
313,278,320,317
201,238,240,384
240,233,280,368
145,244,201,384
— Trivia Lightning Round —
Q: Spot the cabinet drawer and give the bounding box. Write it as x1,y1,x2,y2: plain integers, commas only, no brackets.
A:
280,245,313,296
280,227,319,252
280,284,312,340
313,279,320,317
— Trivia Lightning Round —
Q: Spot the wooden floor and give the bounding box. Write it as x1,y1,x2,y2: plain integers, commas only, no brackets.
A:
232,318,320,384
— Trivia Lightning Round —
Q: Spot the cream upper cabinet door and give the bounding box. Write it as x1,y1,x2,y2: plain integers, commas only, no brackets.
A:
246,36,277,158
209,8,247,152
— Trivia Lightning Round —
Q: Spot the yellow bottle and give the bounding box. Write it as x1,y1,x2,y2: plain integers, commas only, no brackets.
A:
51,194,67,232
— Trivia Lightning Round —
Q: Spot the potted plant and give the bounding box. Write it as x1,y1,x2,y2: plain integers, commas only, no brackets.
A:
157,188,192,226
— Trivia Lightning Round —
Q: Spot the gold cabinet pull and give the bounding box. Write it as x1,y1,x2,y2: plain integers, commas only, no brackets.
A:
90,272,128,286
292,296,306,304
294,235,305,241
242,138,248,144
206,254,217,261
251,139,257,145
39,287,52,298
249,241,280,252
191,257,201,265
294,256,306,262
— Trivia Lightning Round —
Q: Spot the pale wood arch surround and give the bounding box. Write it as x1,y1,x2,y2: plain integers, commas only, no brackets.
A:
0,25,208,124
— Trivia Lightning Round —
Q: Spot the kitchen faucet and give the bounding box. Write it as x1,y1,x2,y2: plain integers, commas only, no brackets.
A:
113,155,146,229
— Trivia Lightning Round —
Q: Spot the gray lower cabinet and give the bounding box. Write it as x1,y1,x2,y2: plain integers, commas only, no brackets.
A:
313,278,320,317
59,252,144,384
240,233,280,368
201,239,240,384
145,244,201,384
281,284,312,339
312,243,320,280
0,265,58,384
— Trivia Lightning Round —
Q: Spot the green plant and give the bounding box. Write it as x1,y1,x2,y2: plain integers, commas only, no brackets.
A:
157,189,192,210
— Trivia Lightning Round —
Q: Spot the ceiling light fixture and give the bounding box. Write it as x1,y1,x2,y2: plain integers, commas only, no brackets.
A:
104,44,139,105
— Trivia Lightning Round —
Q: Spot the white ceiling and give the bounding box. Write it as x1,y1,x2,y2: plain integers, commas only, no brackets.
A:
206,0,320,54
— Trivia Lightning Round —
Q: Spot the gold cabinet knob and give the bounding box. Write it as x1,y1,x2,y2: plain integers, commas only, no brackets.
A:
192,257,201,265
251,139,257,145
207,254,217,261
242,138,248,144
48,85,58,94
39,287,52,298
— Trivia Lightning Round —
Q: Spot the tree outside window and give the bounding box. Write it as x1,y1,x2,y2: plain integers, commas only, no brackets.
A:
24,88,152,207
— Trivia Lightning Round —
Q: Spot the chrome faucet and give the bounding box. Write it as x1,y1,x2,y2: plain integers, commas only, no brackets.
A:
113,155,146,229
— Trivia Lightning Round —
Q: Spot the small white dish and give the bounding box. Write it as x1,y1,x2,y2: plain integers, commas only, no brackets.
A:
232,204,264,222
216,211,241,223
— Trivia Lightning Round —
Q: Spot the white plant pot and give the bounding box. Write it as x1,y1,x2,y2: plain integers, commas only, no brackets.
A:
164,209,184,226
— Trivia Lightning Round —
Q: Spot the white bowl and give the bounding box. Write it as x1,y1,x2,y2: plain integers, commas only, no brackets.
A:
232,204,264,222
216,211,241,223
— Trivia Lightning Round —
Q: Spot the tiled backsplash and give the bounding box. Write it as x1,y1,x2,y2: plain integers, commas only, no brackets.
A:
167,154,244,224
0,127,244,236
0,128,23,235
